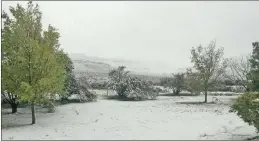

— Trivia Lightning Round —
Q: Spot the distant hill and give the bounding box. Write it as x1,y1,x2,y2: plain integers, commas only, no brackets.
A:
69,53,188,83
69,53,170,83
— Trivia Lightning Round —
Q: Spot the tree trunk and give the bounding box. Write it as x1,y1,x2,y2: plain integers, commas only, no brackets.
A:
11,103,18,113
204,91,208,103
204,83,208,103
31,104,36,124
107,89,109,96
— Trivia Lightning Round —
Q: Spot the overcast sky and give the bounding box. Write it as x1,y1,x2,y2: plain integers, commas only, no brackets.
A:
2,1,259,73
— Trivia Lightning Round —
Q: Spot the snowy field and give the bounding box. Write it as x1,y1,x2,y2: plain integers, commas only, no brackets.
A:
1,93,258,140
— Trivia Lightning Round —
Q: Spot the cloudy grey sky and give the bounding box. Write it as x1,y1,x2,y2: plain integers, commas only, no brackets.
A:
2,1,259,74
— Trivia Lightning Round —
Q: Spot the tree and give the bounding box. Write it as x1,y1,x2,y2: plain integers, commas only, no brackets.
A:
128,76,158,100
190,40,227,103
160,73,185,95
2,2,66,124
250,42,259,91
108,66,131,98
172,73,185,94
225,55,252,91
60,52,80,101
160,77,174,91
1,11,20,113
184,68,203,95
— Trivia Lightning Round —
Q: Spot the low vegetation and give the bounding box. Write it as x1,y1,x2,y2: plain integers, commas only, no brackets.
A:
108,66,158,100
230,92,259,132
230,42,259,134
160,73,185,95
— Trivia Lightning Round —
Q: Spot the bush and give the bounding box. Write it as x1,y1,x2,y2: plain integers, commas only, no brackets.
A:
108,66,158,101
79,90,98,102
78,77,98,102
128,77,158,101
230,92,259,132
108,66,132,98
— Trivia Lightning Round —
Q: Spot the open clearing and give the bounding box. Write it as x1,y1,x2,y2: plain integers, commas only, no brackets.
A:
1,94,258,140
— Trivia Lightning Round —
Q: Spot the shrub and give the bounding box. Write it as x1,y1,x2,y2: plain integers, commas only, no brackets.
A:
108,66,131,98
230,92,259,132
128,77,158,100
78,77,98,102
108,66,158,101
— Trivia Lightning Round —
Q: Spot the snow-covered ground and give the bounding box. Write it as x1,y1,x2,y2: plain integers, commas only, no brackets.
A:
1,94,258,140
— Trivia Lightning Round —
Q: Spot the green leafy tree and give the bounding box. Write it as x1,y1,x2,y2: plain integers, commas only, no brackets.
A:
2,2,66,124
1,11,21,113
250,42,259,91
190,40,227,103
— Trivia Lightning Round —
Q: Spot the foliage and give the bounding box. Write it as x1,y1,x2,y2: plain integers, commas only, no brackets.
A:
60,52,80,101
190,40,227,102
108,66,158,100
160,77,174,89
249,42,259,91
127,77,158,100
224,79,236,86
108,66,131,98
172,73,185,94
1,2,67,123
160,73,185,95
230,92,259,132
184,68,203,95
1,10,22,113
77,77,98,102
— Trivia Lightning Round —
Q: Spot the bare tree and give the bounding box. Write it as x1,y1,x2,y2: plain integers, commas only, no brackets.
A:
190,40,227,103
225,55,252,91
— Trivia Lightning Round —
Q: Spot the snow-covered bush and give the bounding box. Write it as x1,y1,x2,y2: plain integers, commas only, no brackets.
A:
78,77,98,102
108,66,158,101
230,92,259,132
108,66,132,98
128,77,158,101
